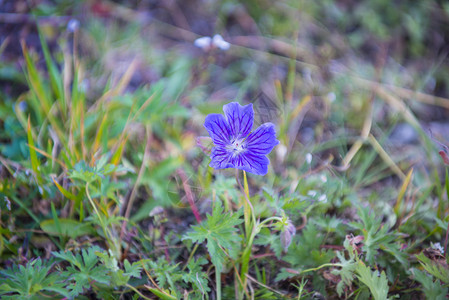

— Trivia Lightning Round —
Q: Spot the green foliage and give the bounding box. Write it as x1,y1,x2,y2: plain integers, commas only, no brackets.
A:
254,227,284,259
350,207,407,267
148,257,182,290
212,175,240,204
52,246,111,298
412,268,448,300
263,187,310,215
2,0,449,298
145,256,210,299
183,202,243,272
0,258,69,299
356,262,390,300
415,252,449,284
96,250,149,287
331,239,358,297
182,257,211,296
277,224,335,280
69,158,120,184
40,218,95,238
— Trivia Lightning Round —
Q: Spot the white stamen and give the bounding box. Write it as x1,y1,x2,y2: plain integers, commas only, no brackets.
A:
227,138,246,155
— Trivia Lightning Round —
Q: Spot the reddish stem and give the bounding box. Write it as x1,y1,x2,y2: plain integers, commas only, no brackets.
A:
177,169,202,223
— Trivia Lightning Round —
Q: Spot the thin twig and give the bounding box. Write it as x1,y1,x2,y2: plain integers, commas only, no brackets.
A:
0,13,70,24
177,169,201,223
120,126,152,240
246,274,286,296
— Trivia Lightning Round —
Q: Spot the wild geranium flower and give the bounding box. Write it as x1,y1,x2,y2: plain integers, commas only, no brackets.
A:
204,102,279,175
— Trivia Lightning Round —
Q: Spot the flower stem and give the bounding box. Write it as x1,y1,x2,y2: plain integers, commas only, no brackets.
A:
237,171,261,298
216,267,221,300
236,170,256,237
243,170,251,236
299,263,344,274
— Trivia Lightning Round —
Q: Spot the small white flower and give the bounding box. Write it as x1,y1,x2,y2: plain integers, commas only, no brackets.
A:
318,194,327,203
432,242,444,254
327,92,336,103
67,19,80,32
149,206,164,217
276,144,287,161
194,34,230,51
305,153,312,165
4,197,11,211
212,34,230,50
194,36,212,50
320,174,327,183
307,190,317,197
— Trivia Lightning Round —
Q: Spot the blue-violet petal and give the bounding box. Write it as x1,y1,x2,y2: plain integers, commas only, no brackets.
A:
204,113,231,147
223,102,254,140
246,123,280,155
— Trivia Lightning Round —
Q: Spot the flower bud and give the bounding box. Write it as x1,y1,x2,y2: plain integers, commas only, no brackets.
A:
280,220,296,252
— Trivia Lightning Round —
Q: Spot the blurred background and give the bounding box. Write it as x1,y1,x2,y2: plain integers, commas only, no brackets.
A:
2,0,449,218
1,0,449,211
1,1,449,298
2,0,449,138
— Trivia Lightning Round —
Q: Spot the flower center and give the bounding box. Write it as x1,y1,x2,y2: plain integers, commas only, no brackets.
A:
227,138,246,155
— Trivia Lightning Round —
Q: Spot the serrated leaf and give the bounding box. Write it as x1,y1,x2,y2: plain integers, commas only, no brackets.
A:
412,268,448,300
183,203,243,272
416,252,449,284
283,224,335,270
254,227,284,259
332,249,357,296
350,207,406,266
52,246,111,296
182,257,210,295
356,262,389,300
0,258,69,298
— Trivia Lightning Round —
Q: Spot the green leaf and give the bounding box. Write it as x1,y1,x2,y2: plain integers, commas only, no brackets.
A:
282,224,335,271
147,257,182,290
26,116,44,192
183,202,243,272
40,218,95,238
0,258,69,298
181,257,210,296
350,207,407,266
96,249,149,287
331,238,358,297
254,227,284,259
412,268,448,300
356,262,389,300
416,252,449,284
52,246,111,297
147,287,177,300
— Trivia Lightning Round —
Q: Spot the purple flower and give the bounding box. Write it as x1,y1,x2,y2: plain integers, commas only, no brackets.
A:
204,102,279,175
